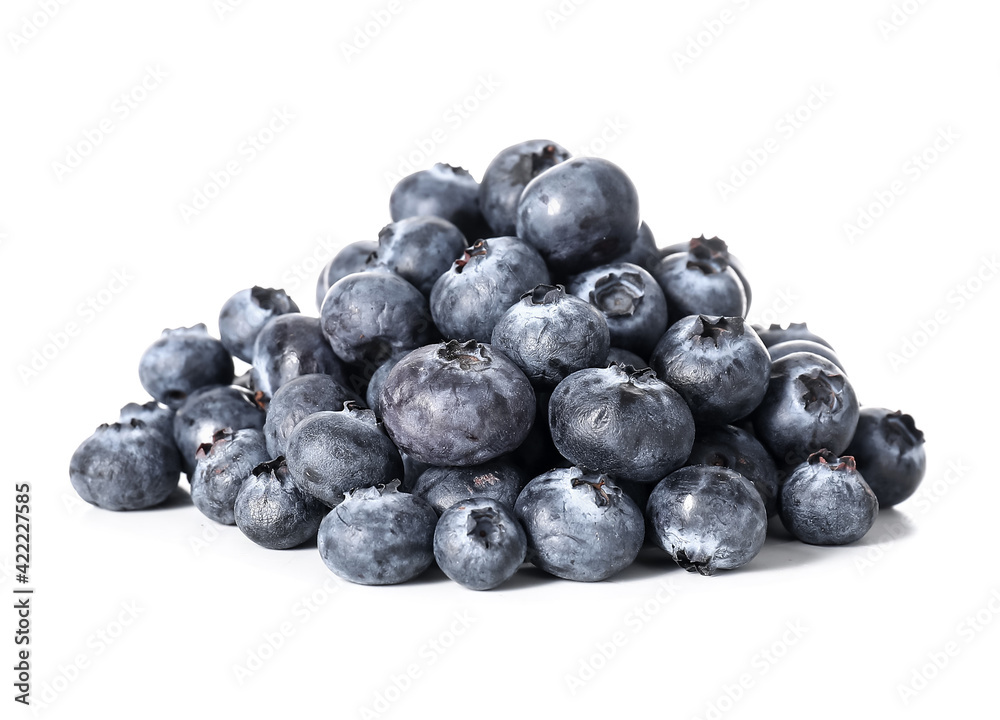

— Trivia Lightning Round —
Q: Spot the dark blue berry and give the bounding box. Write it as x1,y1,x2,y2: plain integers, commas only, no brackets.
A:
516,157,640,275
434,498,527,590
234,457,327,549
514,467,644,582
430,237,550,343
779,450,878,545
650,315,770,425
317,480,437,585
845,408,925,508
285,403,403,506
490,284,609,387
379,340,535,466
646,464,767,575
479,139,570,236
548,364,694,484
138,325,234,409
219,287,299,363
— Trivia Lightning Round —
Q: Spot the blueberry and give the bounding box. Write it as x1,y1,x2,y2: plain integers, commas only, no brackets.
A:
389,163,490,241
646,465,767,575
606,347,648,369
365,351,408,417
490,284,610,387
234,457,327,549
315,241,378,311
650,315,771,425
219,287,299,363
752,352,860,467
412,458,526,515
779,450,878,545
514,467,644,582
686,424,780,516
566,262,669,358
430,237,550,343
609,221,660,272
434,498,527,590
316,480,437,585
652,237,747,322
251,313,347,399
660,237,753,312
845,408,926,508
516,157,640,275
479,139,570,236
285,403,404,506
768,339,844,373
370,216,469,296
173,385,265,476
263,373,359,458
70,419,182,511
754,322,832,350
191,428,270,525
548,364,695,485
379,340,536,466
320,266,435,368
138,325,234,409
118,400,176,447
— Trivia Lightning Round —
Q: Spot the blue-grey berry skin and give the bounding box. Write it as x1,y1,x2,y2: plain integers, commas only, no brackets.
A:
70,419,182,511
516,157,640,276
219,286,299,363
779,450,878,545
845,408,926,508
285,404,404,506
234,458,327,549
316,241,378,311
251,313,347,400
660,237,753,313
652,237,747,323
754,322,832,350
430,237,550,343
317,480,438,585
686,424,780,517
606,347,648,369
370,216,468,296
366,352,408,417
389,163,491,241
646,465,767,575
650,315,771,425
434,498,528,590
138,325,235,409
379,340,536,467
479,139,570,236
567,262,669,358
263,373,359,458
320,267,436,368
752,352,860,468
768,340,845,374
412,459,527,515
173,385,265,476
491,284,610,387
118,401,175,447
514,467,644,582
548,365,695,485
609,221,660,272
191,428,270,525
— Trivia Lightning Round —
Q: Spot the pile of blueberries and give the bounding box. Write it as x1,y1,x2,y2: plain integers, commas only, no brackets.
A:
70,139,927,589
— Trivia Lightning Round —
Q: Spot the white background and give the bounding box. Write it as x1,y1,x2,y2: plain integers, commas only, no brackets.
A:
4,1,999,718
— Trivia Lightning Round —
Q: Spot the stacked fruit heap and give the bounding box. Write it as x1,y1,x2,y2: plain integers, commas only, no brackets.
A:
70,140,927,589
